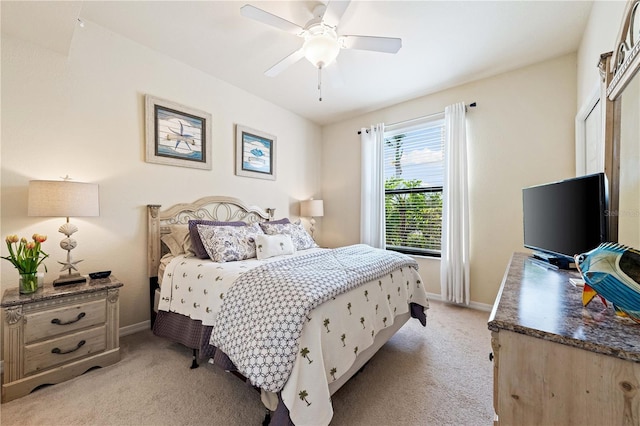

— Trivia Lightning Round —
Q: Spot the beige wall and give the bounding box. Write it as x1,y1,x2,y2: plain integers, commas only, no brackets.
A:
322,54,578,306
1,23,322,333
576,1,626,109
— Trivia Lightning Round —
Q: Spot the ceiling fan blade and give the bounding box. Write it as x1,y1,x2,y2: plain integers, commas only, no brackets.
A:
240,4,304,35
341,35,402,54
322,1,351,28
265,48,305,77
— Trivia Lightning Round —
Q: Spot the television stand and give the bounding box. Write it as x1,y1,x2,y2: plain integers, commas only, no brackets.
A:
488,253,640,424
531,251,576,270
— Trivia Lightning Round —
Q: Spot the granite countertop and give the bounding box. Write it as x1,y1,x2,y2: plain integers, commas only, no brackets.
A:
1,275,123,308
488,252,640,363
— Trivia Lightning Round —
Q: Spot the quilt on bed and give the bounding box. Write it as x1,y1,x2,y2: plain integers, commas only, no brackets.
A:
210,244,419,392
158,244,429,426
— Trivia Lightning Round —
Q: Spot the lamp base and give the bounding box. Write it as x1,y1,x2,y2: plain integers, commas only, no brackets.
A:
53,273,87,287
309,217,316,239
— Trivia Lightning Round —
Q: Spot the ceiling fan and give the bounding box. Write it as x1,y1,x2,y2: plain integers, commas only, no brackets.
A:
240,1,402,101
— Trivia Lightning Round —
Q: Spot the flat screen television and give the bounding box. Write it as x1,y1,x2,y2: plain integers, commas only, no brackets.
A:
522,172,608,268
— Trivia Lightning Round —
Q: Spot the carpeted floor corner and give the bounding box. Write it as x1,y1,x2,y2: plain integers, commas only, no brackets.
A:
1,300,493,425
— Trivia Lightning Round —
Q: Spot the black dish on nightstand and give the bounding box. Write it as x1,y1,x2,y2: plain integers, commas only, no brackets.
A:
89,271,111,279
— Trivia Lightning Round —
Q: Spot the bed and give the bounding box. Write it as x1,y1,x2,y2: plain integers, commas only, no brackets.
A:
147,196,429,425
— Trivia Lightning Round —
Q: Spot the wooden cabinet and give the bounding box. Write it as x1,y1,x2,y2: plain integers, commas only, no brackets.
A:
489,253,640,425
1,277,123,403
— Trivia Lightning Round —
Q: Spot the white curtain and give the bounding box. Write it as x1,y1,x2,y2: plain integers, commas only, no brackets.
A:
440,103,470,305
360,124,385,249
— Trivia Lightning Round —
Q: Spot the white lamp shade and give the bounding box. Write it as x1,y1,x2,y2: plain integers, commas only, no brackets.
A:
28,180,99,217
300,199,324,217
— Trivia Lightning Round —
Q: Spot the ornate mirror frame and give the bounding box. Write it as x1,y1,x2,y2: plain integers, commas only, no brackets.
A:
599,0,640,241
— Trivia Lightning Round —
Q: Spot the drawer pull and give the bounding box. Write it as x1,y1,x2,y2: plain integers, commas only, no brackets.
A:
52,340,86,355
51,312,86,325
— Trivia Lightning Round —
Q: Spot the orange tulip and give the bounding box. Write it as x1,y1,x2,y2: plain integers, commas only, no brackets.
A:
33,234,47,243
2,233,49,274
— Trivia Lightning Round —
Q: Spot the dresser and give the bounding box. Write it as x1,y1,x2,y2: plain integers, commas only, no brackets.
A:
488,253,640,425
1,276,123,403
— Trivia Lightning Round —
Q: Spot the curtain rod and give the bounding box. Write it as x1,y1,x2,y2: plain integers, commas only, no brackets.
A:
357,102,477,134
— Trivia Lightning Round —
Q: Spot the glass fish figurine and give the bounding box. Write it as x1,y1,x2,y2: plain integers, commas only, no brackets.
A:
575,242,640,322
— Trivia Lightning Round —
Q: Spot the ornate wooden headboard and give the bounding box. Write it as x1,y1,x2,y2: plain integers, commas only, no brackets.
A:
146,196,272,278
598,0,640,241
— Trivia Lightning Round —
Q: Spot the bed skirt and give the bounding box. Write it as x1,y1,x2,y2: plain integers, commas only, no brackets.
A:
153,311,233,367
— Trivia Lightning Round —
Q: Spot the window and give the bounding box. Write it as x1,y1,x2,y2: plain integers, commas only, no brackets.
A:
384,114,445,256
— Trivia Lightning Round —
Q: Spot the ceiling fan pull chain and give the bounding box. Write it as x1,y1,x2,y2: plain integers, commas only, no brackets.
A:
318,66,323,102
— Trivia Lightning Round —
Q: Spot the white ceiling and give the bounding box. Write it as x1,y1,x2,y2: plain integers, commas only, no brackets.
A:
2,1,594,125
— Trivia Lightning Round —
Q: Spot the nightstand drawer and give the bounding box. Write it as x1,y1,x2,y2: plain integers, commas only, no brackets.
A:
25,299,106,343
24,325,106,375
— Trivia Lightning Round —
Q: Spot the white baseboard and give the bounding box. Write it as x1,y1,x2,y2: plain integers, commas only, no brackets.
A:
120,320,151,337
469,300,493,312
426,292,493,312
0,321,151,375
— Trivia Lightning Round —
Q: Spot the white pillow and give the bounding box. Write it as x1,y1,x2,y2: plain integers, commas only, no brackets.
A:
254,234,295,260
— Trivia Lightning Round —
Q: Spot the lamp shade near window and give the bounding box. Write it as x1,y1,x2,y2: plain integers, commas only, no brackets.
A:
28,179,99,286
300,199,324,218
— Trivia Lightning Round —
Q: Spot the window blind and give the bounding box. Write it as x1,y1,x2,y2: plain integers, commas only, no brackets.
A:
384,114,445,255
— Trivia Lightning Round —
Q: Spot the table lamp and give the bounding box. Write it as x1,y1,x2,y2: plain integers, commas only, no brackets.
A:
28,179,99,286
300,199,324,239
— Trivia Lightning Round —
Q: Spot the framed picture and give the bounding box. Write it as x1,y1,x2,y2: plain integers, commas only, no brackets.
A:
145,95,212,170
235,124,277,180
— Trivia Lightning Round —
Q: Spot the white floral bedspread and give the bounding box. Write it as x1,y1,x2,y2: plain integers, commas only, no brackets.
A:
158,247,429,426
157,248,326,324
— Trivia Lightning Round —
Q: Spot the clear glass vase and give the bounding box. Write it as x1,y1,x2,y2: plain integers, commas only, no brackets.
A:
19,272,39,294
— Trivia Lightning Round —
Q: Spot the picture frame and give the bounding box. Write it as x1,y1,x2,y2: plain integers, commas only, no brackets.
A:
235,124,277,180
145,95,212,170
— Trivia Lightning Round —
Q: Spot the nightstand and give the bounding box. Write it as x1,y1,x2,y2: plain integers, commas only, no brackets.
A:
1,276,123,403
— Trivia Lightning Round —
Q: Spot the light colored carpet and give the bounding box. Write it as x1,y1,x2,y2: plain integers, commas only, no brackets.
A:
0,300,493,425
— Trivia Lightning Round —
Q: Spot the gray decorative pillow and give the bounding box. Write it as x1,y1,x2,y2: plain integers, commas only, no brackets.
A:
197,223,264,263
188,220,245,259
259,222,318,250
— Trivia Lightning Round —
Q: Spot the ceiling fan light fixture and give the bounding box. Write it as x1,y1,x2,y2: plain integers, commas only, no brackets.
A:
302,27,340,68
